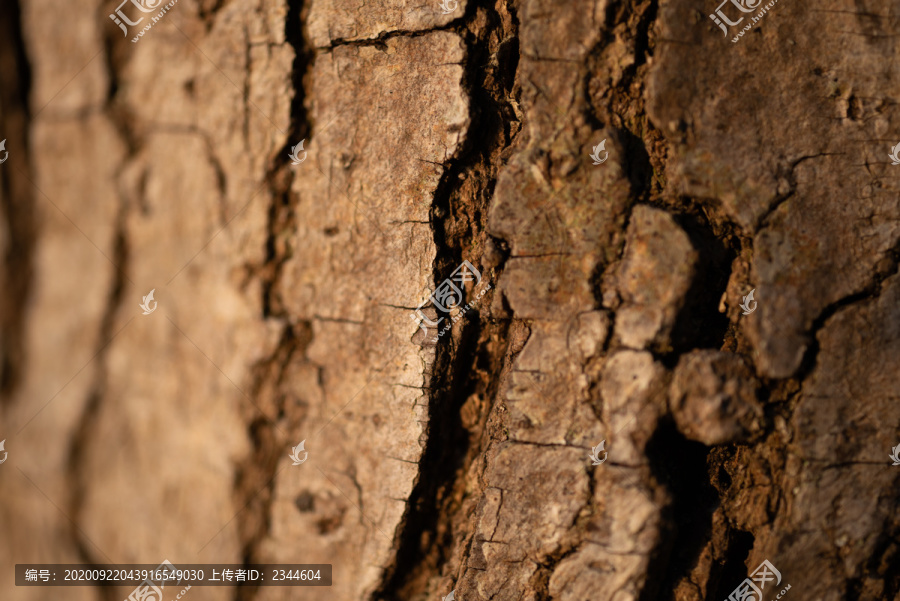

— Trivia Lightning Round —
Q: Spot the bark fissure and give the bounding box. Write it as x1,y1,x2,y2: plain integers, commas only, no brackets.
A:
0,0,34,400
233,1,318,598
235,320,313,601
642,420,718,601
260,0,314,318
372,0,520,597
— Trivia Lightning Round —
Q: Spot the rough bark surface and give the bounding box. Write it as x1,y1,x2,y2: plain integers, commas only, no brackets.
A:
1,1,899,601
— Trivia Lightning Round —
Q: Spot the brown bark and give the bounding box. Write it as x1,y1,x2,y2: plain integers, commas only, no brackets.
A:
1,0,899,601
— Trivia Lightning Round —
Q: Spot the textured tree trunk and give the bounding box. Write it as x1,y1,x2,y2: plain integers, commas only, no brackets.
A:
2,0,900,600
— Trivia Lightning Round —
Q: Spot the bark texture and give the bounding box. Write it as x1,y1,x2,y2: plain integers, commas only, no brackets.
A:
1,0,900,601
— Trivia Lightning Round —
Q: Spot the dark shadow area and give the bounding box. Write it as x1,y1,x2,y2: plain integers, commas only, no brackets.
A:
710,528,754,601
664,209,737,365
641,419,721,601
0,0,34,400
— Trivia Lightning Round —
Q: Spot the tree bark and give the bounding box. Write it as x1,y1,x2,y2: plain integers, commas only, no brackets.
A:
1,0,899,601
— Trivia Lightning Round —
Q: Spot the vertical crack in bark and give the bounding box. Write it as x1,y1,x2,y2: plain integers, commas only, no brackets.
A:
232,1,316,598
372,2,520,598
585,0,666,349
586,0,664,205
641,421,720,601
236,320,313,601
862,526,900,600
260,0,313,318
663,208,738,362
708,527,754,599
0,0,34,401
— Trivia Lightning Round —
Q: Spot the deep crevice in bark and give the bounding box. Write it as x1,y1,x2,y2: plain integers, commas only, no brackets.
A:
260,0,314,318
710,527,755,600
377,316,487,600
372,0,521,598
236,320,313,601
663,207,737,365
0,0,34,400
864,527,900,600
232,0,318,598
642,420,719,601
